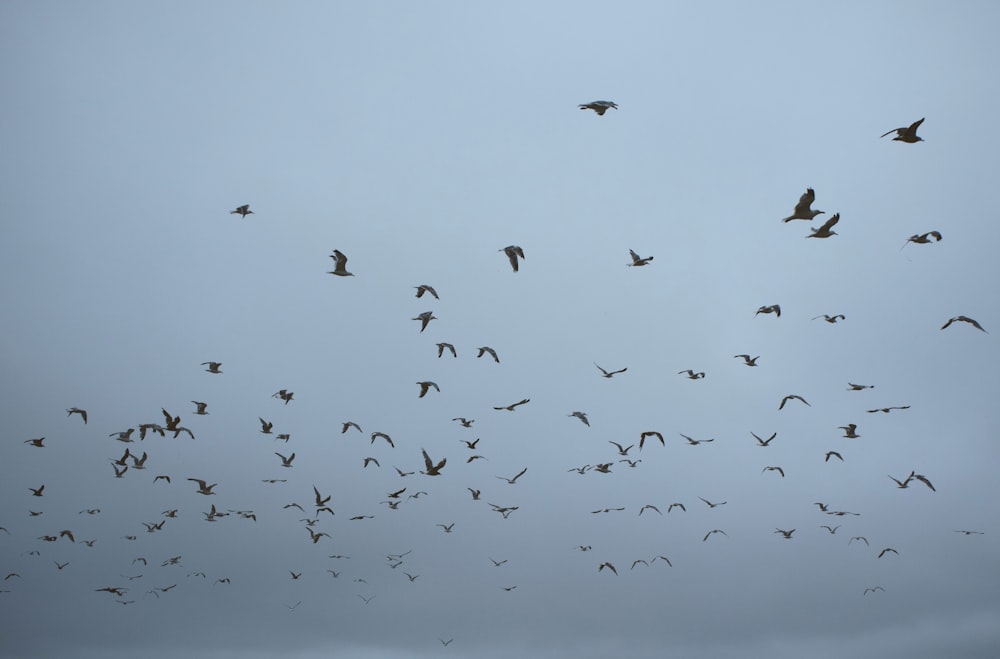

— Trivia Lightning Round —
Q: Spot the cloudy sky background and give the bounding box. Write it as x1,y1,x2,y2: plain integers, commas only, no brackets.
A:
1,2,998,658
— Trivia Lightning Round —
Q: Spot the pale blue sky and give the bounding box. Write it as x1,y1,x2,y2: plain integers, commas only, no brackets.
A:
1,2,998,658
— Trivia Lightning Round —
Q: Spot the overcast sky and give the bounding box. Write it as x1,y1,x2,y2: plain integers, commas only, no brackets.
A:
2,2,999,658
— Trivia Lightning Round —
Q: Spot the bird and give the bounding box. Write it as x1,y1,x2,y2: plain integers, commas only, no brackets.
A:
275,452,295,468
902,230,942,249
733,354,759,366
187,479,217,495
954,530,984,535
849,536,869,547
889,472,915,489
774,528,795,539
698,497,726,508
24,437,45,447
567,411,590,426
489,557,508,567
362,457,380,468
29,485,44,497
762,466,785,477
476,346,500,363
881,117,924,143
847,383,874,391
414,284,439,299
825,451,844,463
630,559,650,569
595,363,627,378
778,394,810,410
412,311,437,332
341,421,362,434
807,213,840,238
864,586,885,595
459,437,480,449
259,418,273,434
579,101,617,115
667,503,686,513
493,398,529,411
752,431,777,447
913,473,936,492
313,486,331,507
467,488,481,500
812,314,846,323
597,562,618,575
394,467,414,477
781,188,824,222
453,417,475,428
878,548,899,558
191,401,209,415
820,525,840,535
421,449,446,476
437,523,455,533
496,467,527,484
272,389,294,405
500,245,525,272
638,505,662,516
230,204,254,218
678,369,705,380
357,595,375,604
839,424,860,438
327,249,354,276
609,441,634,456
201,361,223,374
703,529,728,542
867,406,910,414
941,315,987,333
627,249,654,266
416,381,440,398
439,638,454,646
755,304,781,318
436,343,457,358
639,431,664,449
66,407,88,424
680,433,714,446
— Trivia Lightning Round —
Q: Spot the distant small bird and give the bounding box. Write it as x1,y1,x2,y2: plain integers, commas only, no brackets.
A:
421,449,446,476
639,431,664,449
275,452,295,468
902,230,942,250
363,457,380,468
781,188,824,222
864,586,885,595
477,346,500,363
230,204,253,218
913,473,936,492
680,433,714,446
598,561,618,575
568,411,590,426
452,417,475,428
416,381,440,398
412,311,437,332
327,249,354,277
496,467,528,485
954,530,984,535
820,525,840,534
595,363,627,378
889,471,915,489
755,304,781,318
678,369,705,380
878,547,899,558
202,362,223,374
812,314,846,323
667,503,686,513
29,485,45,497
24,437,45,447
414,284,439,299
881,117,924,143
807,213,840,238
849,536,869,547
272,389,294,405
580,101,617,115
627,249,653,266
867,406,910,414
698,497,726,508
839,424,860,438
493,398,530,411
500,245,525,272
940,315,987,333
774,528,795,539
259,418,273,434
778,394,810,410
734,354,759,366
439,638,454,647
609,441,634,456
341,421,362,434
187,479,217,495
437,343,457,358
703,529,728,542
825,451,843,462
847,383,874,391
752,431,777,447
762,466,785,477
191,401,209,415
437,523,455,533
67,407,88,424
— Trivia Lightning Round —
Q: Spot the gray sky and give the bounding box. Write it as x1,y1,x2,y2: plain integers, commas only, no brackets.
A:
2,2,998,658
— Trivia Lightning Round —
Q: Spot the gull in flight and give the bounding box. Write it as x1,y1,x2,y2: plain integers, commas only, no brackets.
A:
275,452,295,468
881,117,924,143
436,343,457,358
847,383,874,391
327,249,354,277
825,451,844,462
752,431,777,447
762,466,785,477
940,315,987,333
781,188,824,222
864,586,885,595
812,314,846,323
867,406,910,414
698,497,727,508
191,401,209,415
568,411,590,426
421,449,446,476
627,249,653,266
496,467,527,484
734,354,759,366
774,528,795,539
755,304,781,318
680,433,714,446
416,381,440,398
493,398,530,411
703,529,728,542
500,245,525,272
342,421,362,434
639,431,664,449
778,394,810,410
412,311,437,332
202,361,222,374
187,479,217,495
230,204,253,218
579,101,617,115
477,346,500,363
414,284,439,299
902,230,942,249
595,363,627,378
807,213,840,238
598,562,618,575
678,369,705,380
67,407,88,424
453,417,475,428
839,424,860,438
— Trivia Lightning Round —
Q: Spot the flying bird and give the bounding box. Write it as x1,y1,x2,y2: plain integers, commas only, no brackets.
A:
259,418,273,434
867,406,910,414
812,314,846,323
639,431,664,449
762,466,785,477
825,451,843,463
191,401,209,415
680,433,714,446
477,346,500,363
597,562,618,575
595,363,627,378
940,315,987,333
752,431,777,447
66,407,88,424
847,383,874,391
627,249,654,266
341,421,362,434
839,424,860,438
493,398,530,411
902,231,942,249
878,548,899,558
230,204,254,218
864,586,885,595
807,213,840,238
412,311,437,332
414,284,439,299
496,467,528,485
416,381,440,398
568,411,590,426
734,354,759,366
781,188,824,222
698,497,727,508
881,117,924,143
421,449,446,476
274,452,295,468
579,101,618,115
452,417,475,428
778,394,810,410
202,362,223,374
703,529,728,542
187,479,217,495
327,249,354,277
774,528,795,539
678,369,705,380
436,343,457,358
500,245,525,272
755,304,781,318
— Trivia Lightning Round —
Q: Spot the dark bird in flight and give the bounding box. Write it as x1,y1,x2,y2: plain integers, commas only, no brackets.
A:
864,586,885,595
881,117,924,143
275,452,295,468
497,467,528,484
839,424,860,438
778,394,810,410
259,418,273,434
940,315,987,333
820,525,840,534
912,473,936,492
781,188,824,222
867,406,910,414
609,441,634,456
598,562,618,575
414,284,439,299
703,529,728,542
627,249,654,266
412,311,437,332
191,401,209,415
453,417,475,428
847,383,874,391
421,449,446,476
752,431,777,447
580,100,617,115
889,471,915,489
734,354,759,366
25,437,45,447
680,433,714,446
230,204,254,218
902,230,942,249
878,547,899,558
341,421,362,434
849,536,869,547
774,528,795,539
595,363,627,378
954,530,984,535
477,346,500,363
187,479,217,495
807,213,840,238
678,369,705,380
568,411,590,426
825,451,843,463
416,381,440,398
639,431,664,449
500,245,525,272
29,485,44,497
67,407,88,424
698,497,727,508
812,314,846,323
436,342,457,358
327,249,354,277
755,304,781,318
762,466,785,477
202,361,223,374
493,398,530,411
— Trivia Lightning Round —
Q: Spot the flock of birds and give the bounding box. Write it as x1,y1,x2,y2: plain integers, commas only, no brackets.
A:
3,103,990,654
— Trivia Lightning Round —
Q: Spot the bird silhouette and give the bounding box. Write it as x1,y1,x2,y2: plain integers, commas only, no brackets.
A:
807,213,840,238
327,249,354,277
579,101,617,115
230,204,254,217
500,245,525,272
881,117,924,143
781,188,824,222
